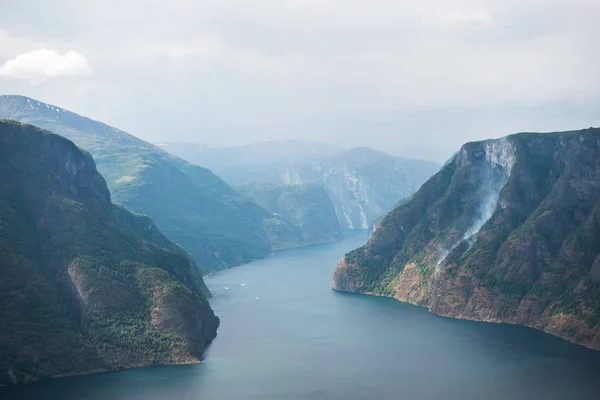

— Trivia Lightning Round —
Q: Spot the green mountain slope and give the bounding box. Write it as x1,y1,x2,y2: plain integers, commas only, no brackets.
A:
0,121,219,385
0,95,305,272
333,128,600,350
237,182,342,248
159,142,440,229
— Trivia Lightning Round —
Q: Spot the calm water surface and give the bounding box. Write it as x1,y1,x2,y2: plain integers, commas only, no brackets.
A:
2,230,600,400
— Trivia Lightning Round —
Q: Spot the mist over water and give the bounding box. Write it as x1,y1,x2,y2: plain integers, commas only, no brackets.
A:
2,231,600,400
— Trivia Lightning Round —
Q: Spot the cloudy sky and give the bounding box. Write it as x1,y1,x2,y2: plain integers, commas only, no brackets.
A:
1,0,598,162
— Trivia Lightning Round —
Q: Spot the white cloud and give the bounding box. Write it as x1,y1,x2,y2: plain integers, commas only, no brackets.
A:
0,49,92,82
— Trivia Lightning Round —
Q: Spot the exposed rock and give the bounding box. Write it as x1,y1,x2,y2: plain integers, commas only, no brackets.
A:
333,128,600,351
0,121,219,385
157,142,440,230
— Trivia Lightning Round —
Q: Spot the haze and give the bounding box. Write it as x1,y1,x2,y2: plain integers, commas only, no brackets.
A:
1,0,599,162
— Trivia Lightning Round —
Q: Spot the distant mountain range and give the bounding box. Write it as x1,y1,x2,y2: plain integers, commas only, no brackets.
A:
157,141,440,229
237,182,342,249
333,128,600,351
0,120,219,385
0,95,341,272
157,140,344,169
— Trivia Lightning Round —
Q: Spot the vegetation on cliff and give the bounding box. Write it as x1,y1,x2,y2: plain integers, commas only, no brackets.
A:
0,121,219,385
0,95,309,272
333,128,600,350
237,182,342,248
158,141,440,229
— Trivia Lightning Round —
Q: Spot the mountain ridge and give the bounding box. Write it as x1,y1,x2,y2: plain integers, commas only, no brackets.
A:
0,95,339,272
159,140,440,229
332,127,600,351
0,120,219,385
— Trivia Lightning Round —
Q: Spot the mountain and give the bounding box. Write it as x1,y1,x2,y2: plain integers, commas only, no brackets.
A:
284,148,440,229
332,128,600,350
156,140,344,169
237,182,342,248
0,95,319,272
160,142,440,229
0,121,219,385
155,140,346,189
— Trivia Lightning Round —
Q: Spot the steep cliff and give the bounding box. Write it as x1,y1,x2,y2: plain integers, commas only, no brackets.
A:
333,128,600,350
0,95,302,272
0,121,219,385
237,182,342,248
159,142,440,229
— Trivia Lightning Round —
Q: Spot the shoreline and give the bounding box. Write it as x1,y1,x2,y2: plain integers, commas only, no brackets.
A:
330,286,600,353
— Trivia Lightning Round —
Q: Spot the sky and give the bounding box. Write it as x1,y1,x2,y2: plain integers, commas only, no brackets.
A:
0,0,599,162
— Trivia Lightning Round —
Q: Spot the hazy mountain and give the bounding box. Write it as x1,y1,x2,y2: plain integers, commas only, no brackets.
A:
237,182,342,248
0,95,333,272
160,142,440,229
333,128,600,350
156,140,344,168
0,121,219,385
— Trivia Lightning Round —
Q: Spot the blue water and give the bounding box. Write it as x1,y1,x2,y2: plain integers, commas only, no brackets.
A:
2,231,600,400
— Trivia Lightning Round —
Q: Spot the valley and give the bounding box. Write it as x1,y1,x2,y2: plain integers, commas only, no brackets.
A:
0,96,352,273
158,141,440,229
2,232,600,399
1,112,599,400
1,1,599,398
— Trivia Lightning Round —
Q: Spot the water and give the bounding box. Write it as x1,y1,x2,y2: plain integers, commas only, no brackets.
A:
2,231,600,400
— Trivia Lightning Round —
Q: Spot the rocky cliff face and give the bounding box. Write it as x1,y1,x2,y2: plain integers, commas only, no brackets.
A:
277,148,439,229
159,142,440,230
0,95,307,272
0,121,219,385
237,182,342,248
333,128,600,350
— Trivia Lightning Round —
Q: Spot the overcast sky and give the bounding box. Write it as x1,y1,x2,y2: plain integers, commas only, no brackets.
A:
1,0,598,162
